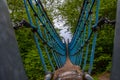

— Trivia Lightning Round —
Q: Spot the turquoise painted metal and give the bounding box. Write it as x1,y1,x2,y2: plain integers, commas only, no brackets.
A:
22,0,100,74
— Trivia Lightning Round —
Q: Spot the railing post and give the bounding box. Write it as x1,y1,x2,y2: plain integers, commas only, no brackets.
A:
0,0,27,80
111,0,120,80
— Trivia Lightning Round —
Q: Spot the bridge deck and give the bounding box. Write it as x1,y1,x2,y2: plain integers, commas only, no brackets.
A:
53,57,83,80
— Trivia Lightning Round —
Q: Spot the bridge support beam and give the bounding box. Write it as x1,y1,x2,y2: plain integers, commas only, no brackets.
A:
0,0,27,80
111,0,120,80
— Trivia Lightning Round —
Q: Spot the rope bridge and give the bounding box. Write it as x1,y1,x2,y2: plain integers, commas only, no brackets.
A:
15,0,101,79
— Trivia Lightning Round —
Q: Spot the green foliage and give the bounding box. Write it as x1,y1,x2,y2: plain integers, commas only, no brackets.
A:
58,0,82,32
99,0,117,19
93,25,114,73
7,0,27,22
23,48,44,80
15,28,46,80
93,76,99,80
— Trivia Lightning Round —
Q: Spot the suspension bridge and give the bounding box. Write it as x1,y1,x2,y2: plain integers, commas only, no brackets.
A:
0,0,120,80
21,0,100,79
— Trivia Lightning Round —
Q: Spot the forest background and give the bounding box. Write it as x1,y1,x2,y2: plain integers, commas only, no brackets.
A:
7,0,117,80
